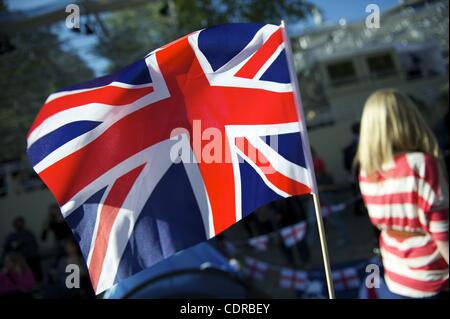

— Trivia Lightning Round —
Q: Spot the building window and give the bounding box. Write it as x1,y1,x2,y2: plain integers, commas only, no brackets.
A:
326,61,357,87
367,54,397,78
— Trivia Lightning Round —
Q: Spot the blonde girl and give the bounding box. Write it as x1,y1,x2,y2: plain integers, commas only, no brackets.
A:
356,89,449,298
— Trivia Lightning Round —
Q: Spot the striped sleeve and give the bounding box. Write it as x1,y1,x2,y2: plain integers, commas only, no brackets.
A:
416,155,449,242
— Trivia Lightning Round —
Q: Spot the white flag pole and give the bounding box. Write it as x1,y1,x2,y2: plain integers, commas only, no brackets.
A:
280,20,336,299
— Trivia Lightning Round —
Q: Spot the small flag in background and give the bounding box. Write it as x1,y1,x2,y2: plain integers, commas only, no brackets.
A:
279,268,308,290
321,203,346,218
332,267,361,291
243,257,269,281
248,234,270,251
280,221,307,247
26,23,316,294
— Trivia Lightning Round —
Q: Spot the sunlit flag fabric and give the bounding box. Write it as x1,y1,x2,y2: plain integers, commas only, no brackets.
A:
26,23,316,294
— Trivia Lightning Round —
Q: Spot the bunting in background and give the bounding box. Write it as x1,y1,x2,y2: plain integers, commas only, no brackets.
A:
224,196,361,254
248,234,270,251
243,257,269,281
236,252,378,299
321,203,346,218
332,267,362,291
280,221,307,247
279,268,308,290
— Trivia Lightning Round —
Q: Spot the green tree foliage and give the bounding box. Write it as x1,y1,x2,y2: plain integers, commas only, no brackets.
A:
97,0,317,70
96,2,177,69
175,0,316,29
0,29,94,162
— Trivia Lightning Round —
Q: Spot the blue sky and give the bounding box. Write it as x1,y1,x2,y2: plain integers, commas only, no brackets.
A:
7,0,401,22
6,0,401,75
310,0,399,23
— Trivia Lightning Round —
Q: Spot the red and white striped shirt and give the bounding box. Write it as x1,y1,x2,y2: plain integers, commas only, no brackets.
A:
359,152,449,298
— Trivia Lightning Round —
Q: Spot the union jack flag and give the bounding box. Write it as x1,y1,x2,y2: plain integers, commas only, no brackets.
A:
27,23,316,294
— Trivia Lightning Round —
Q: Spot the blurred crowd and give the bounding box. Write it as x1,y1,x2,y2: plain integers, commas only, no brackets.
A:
0,205,94,299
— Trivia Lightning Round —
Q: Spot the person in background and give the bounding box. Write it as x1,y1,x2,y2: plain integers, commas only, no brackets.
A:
2,216,42,282
41,204,72,242
343,122,360,175
308,148,349,246
240,213,258,238
356,89,449,299
433,83,450,172
251,206,275,236
44,240,93,298
0,252,35,298
41,204,73,261
342,122,366,217
271,197,310,266
311,148,327,184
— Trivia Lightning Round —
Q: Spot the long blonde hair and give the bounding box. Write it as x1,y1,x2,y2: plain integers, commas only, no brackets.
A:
356,89,442,176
